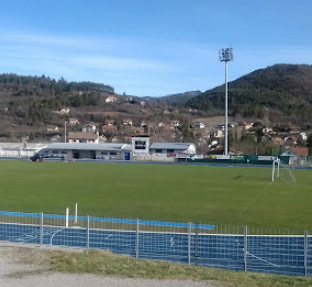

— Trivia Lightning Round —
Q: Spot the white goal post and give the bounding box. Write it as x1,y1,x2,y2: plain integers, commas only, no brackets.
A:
272,158,280,182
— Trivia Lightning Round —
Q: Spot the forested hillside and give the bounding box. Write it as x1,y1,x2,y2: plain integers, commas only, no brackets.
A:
187,64,312,123
0,73,192,142
0,74,117,139
158,90,202,106
1,65,312,143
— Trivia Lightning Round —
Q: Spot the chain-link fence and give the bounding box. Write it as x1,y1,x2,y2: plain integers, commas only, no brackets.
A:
0,211,311,277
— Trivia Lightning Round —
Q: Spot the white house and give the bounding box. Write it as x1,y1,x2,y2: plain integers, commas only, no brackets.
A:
82,123,97,133
300,132,307,141
123,119,133,126
213,130,224,138
68,132,99,143
194,122,205,129
46,125,59,132
68,118,79,125
105,95,117,103
281,146,310,166
52,107,70,114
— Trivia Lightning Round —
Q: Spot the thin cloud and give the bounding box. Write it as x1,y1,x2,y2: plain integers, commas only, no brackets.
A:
1,31,312,97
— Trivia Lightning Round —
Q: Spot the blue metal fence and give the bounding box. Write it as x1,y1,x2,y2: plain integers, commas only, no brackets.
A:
0,210,310,277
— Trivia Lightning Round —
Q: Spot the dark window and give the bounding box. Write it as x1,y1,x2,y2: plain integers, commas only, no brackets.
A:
167,149,174,153
134,140,146,150
155,149,163,153
110,152,117,155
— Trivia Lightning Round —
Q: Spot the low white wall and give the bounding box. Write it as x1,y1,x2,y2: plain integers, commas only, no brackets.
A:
0,148,37,158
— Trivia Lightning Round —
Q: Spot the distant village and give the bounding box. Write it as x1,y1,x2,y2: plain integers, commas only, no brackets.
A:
42,94,312,158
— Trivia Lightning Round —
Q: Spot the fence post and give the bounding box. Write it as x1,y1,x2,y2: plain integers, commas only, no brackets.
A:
86,215,89,249
304,230,308,277
135,219,139,258
40,212,43,246
65,207,69,228
188,222,191,266
244,226,248,271
195,223,199,266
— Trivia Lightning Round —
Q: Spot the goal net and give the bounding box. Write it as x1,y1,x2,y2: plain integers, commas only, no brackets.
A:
273,158,296,183
281,163,296,183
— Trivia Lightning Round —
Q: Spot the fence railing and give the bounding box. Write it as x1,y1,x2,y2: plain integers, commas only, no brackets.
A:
0,210,311,277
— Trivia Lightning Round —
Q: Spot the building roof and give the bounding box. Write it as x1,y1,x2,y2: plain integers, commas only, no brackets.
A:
289,146,309,157
68,132,98,140
272,137,284,145
102,125,117,130
150,143,194,150
45,143,132,152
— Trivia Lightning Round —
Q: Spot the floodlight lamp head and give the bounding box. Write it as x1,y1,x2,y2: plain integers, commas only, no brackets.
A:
219,47,234,62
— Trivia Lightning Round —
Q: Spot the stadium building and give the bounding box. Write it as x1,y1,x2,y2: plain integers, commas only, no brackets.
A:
40,143,132,160
149,142,196,156
0,136,197,161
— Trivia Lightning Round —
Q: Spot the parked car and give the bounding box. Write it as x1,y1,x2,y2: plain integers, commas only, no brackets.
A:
30,153,52,161
30,153,43,161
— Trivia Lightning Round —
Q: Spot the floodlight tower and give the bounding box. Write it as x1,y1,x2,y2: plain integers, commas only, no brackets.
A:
64,121,67,143
219,47,233,155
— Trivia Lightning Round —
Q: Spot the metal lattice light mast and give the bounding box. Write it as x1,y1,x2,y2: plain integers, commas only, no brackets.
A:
219,47,233,155
65,121,67,143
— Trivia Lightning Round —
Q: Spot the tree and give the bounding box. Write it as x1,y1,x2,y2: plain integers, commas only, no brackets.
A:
297,135,306,147
307,134,312,147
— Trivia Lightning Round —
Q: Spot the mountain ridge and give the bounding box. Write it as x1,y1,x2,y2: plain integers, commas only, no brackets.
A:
185,64,312,123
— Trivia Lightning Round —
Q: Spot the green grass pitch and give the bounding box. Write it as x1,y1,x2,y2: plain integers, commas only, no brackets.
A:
0,160,311,231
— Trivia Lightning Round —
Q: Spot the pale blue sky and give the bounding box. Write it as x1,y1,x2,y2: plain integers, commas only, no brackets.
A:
0,0,311,97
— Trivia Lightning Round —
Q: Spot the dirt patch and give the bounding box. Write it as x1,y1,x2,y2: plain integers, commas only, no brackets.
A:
0,244,220,287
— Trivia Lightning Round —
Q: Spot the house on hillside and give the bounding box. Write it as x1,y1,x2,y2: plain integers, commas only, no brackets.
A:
105,95,117,103
52,107,70,114
271,137,284,146
212,130,224,138
194,122,205,129
59,107,70,114
102,125,117,132
262,127,273,134
82,123,97,133
300,132,307,141
67,132,99,143
281,146,310,166
51,135,61,142
123,119,133,126
171,120,180,127
46,125,59,133
68,118,79,125
283,136,297,147
98,135,108,143
242,122,253,130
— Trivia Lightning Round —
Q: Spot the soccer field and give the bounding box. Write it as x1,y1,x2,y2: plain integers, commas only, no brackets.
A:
0,160,311,231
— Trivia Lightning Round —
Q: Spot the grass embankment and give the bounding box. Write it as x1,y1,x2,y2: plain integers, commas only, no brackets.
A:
0,160,311,230
18,248,311,287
